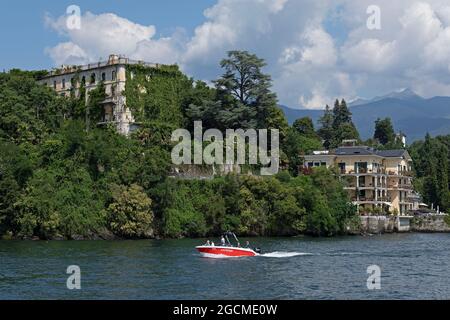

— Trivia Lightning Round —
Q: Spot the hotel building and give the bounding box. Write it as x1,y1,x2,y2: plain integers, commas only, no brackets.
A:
303,142,419,215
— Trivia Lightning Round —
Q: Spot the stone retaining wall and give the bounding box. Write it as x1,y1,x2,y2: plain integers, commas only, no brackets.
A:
410,215,450,232
359,215,450,234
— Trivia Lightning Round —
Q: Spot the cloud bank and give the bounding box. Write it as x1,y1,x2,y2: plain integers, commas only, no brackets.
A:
45,0,450,109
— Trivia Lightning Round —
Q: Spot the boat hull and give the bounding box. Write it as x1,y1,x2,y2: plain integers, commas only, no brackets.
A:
196,246,257,258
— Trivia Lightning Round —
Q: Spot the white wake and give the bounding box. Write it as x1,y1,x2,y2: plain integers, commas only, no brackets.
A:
259,251,312,258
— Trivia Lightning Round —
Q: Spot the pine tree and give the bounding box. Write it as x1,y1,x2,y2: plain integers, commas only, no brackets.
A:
374,118,395,145
318,105,333,149
332,99,352,129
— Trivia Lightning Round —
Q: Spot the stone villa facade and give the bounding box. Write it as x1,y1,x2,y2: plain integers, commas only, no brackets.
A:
38,54,159,135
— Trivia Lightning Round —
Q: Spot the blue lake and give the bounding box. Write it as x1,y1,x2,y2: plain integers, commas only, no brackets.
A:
0,233,449,299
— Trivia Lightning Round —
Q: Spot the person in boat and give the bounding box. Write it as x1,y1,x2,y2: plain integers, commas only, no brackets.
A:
220,236,226,246
245,241,250,248
211,241,215,246
205,240,211,246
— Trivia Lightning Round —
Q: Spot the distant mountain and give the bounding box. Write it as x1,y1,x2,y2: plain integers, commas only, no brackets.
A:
349,88,423,106
280,89,450,142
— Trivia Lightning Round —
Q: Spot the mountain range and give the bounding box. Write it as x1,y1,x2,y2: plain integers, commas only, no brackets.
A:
280,89,450,142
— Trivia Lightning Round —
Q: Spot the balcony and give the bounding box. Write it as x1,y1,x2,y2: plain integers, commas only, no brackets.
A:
387,170,414,177
352,197,392,202
388,183,413,190
345,168,387,175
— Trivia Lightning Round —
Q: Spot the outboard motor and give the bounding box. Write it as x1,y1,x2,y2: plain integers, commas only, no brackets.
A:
253,247,261,254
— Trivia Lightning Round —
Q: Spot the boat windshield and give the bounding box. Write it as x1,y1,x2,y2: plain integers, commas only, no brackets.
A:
223,232,241,247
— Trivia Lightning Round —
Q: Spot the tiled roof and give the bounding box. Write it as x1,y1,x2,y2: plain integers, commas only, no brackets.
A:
334,146,376,155
330,146,408,158
376,149,407,157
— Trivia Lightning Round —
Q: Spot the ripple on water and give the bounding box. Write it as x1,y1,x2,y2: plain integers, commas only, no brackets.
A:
0,234,449,299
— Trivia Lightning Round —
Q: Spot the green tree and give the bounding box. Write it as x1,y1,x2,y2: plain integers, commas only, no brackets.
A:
0,142,32,235
332,99,352,129
318,105,333,149
293,117,316,137
106,184,154,238
214,50,288,134
374,118,395,145
328,99,360,148
15,166,104,239
283,128,322,175
409,133,450,211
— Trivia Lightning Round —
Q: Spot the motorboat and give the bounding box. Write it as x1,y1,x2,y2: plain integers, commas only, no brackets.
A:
196,232,261,258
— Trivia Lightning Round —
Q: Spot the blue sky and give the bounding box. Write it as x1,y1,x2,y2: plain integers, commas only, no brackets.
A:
2,0,450,109
0,0,215,70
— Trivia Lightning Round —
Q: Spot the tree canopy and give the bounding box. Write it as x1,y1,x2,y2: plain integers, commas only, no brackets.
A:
0,52,358,239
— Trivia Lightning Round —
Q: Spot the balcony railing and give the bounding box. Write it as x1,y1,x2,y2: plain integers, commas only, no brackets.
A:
388,184,413,190
388,170,414,177
352,197,392,202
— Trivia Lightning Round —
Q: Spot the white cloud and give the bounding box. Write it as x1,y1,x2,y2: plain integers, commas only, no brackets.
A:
342,38,396,73
299,27,337,67
45,12,165,64
44,0,450,109
45,42,88,66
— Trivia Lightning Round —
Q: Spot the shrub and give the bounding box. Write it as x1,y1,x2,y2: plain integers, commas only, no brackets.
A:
106,184,154,238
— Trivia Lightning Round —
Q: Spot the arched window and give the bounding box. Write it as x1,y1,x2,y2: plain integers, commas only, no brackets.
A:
62,78,66,89
90,73,96,84
102,72,106,81
112,71,116,81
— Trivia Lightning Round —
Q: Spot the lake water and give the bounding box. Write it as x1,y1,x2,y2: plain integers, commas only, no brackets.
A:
0,233,449,299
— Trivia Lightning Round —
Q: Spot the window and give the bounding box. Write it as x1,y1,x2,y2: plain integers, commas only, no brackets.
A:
111,85,116,96
308,162,313,168
112,71,116,81
102,72,106,82
81,76,86,85
62,79,66,89
355,162,368,173
53,81,57,89
358,176,365,187
90,73,96,84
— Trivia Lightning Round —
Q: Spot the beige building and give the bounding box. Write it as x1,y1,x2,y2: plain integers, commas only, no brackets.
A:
303,144,419,215
38,54,160,135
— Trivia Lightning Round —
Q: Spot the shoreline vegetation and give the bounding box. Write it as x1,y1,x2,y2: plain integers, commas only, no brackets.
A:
1,51,450,240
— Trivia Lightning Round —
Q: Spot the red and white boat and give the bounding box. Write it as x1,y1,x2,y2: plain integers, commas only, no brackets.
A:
196,245,259,258
196,232,261,258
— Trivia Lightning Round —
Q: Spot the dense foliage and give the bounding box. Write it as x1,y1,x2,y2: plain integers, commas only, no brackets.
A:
0,52,359,240
153,170,357,237
409,134,450,212
317,100,360,149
